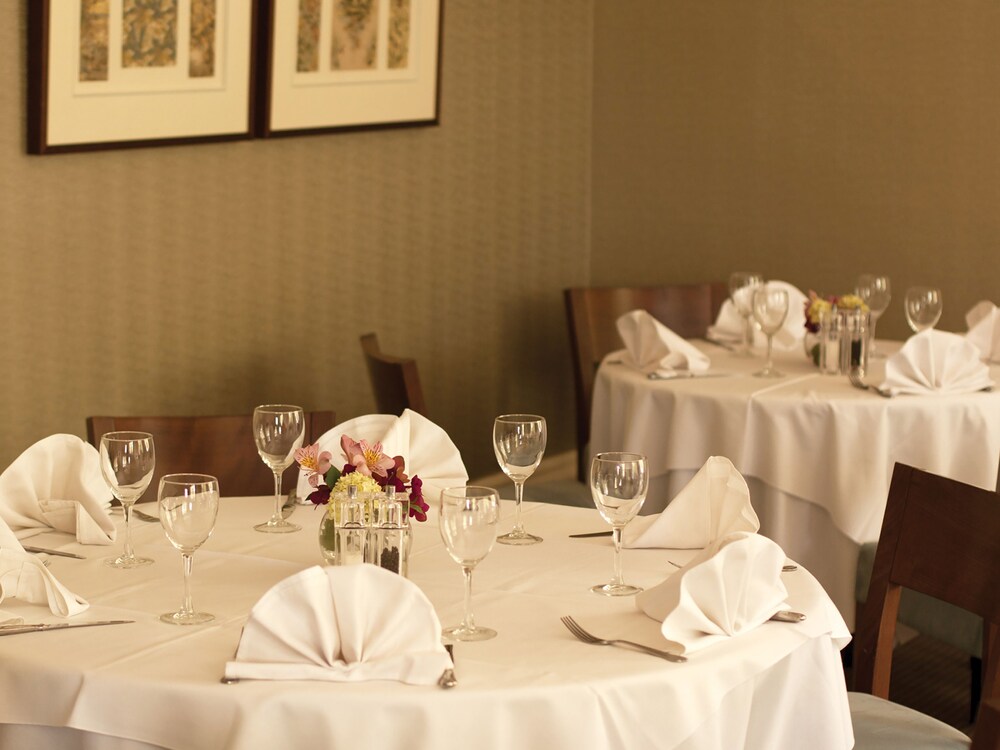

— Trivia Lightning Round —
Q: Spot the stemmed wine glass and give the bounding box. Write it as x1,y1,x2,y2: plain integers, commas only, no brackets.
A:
100,431,156,569
590,452,648,596
439,486,500,641
158,474,220,625
856,275,892,357
252,405,305,533
728,271,764,356
904,287,943,333
752,286,789,378
493,414,546,545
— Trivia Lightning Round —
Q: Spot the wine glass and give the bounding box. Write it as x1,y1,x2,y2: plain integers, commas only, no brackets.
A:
439,486,500,641
590,452,648,596
728,271,764,356
856,274,892,357
905,287,943,333
493,414,546,545
752,286,790,378
158,474,220,625
252,405,305,533
100,432,156,569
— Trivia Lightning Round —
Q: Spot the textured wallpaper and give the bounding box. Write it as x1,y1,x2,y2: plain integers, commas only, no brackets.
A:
592,1,1000,340
1,1,593,476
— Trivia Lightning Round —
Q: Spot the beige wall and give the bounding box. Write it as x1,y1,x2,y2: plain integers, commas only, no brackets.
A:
1,2,593,476
593,1,999,340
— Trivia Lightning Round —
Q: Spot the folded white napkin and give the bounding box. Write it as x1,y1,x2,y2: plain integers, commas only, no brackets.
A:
966,300,1000,362
882,330,995,396
296,409,469,503
636,531,789,653
0,515,89,616
616,309,710,375
224,564,452,685
624,456,759,549
707,281,808,352
0,435,115,545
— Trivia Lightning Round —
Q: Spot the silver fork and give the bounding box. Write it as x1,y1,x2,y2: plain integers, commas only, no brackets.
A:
848,370,893,398
560,616,687,663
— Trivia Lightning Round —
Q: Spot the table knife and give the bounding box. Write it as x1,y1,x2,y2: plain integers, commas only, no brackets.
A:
23,546,86,559
568,531,613,538
0,620,134,636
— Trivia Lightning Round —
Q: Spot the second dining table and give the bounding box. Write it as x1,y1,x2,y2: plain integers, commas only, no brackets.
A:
591,338,1000,625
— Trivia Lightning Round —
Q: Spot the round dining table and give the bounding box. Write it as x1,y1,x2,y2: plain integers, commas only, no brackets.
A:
591,338,1000,625
0,496,852,750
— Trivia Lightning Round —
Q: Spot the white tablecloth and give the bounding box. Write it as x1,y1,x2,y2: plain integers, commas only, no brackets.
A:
591,339,1000,625
0,497,852,750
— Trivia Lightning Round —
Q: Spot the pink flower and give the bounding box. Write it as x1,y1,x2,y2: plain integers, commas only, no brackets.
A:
294,443,332,475
340,435,394,479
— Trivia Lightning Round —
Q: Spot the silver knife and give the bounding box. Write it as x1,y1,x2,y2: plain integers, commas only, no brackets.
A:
647,371,731,381
0,619,134,636
23,546,86,560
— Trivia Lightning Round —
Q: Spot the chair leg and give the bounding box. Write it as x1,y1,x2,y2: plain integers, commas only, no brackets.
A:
971,655,982,724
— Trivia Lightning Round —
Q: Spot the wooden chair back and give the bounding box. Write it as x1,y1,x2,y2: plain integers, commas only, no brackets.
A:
853,463,1000,714
974,697,1000,750
563,282,728,481
86,411,335,499
359,333,428,417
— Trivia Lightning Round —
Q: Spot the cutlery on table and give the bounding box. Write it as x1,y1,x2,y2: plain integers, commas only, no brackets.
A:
23,546,86,560
769,610,806,623
668,559,798,573
560,616,687,663
568,530,613,538
647,371,730,381
0,620,134,636
847,370,893,398
438,643,457,689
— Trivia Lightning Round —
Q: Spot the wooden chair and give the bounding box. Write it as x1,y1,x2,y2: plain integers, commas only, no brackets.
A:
850,463,1000,748
973,698,1000,750
563,282,728,481
359,333,428,417
86,412,335,500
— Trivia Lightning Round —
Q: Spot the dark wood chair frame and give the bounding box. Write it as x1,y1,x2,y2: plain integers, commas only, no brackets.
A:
359,332,428,417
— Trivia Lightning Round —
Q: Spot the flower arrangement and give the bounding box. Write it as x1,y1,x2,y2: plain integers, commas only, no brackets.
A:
295,436,428,522
804,291,868,333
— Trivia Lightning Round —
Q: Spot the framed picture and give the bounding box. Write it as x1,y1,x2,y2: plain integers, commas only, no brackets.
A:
28,0,258,154
256,0,442,136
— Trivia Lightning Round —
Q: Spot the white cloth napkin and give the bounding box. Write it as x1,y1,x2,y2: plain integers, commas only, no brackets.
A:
624,456,759,549
616,309,710,375
296,409,469,503
707,281,808,352
966,300,1000,362
224,564,453,685
0,514,89,616
0,434,115,545
881,330,995,396
636,531,789,653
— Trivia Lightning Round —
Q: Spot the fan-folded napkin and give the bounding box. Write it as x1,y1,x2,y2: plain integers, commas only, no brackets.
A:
0,515,89,616
296,409,469,502
224,564,452,684
636,531,789,653
707,281,808,352
966,300,1000,362
623,456,759,549
616,309,710,374
881,330,994,396
0,434,115,545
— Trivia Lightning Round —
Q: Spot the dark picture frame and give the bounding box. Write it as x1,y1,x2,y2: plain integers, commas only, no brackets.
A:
28,0,259,154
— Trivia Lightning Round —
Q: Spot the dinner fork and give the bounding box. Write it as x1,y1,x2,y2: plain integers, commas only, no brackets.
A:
560,616,687,663
847,370,893,398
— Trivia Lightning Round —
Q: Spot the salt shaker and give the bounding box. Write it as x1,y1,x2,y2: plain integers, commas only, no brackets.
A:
336,499,366,566
376,499,409,576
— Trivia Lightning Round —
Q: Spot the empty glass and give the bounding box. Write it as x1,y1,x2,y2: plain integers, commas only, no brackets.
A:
904,287,943,333
439,486,500,641
252,405,305,533
100,431,156,569
158,474,220,625
590,452,648,596
728,271,764,356
856,275,892,358
752,286,789,378
493,414,546,545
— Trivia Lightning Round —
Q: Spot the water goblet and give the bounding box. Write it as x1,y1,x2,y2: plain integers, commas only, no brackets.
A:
493,414,546,545
904,287,943,333
856,274,892,357
252,405,305,533
728,271,764,356
752,285,789,378
439,486,500,641
590,452,648,596
158,474,220,625
100,431,156,569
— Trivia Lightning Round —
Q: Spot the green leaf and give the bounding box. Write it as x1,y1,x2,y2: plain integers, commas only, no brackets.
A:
325,466,342,486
